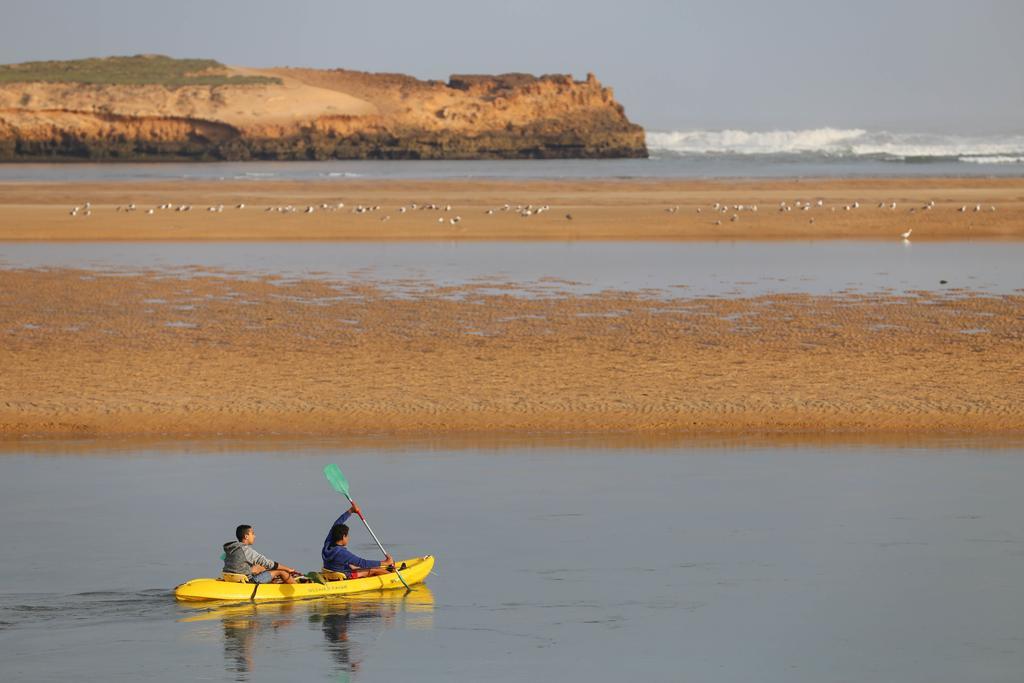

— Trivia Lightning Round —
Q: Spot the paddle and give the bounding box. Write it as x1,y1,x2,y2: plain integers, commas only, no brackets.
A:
323,463,411,591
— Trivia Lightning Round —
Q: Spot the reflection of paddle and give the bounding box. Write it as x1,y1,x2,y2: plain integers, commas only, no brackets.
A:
323,463,411,591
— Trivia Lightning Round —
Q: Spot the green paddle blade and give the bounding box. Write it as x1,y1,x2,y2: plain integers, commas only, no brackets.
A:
323,463,350,497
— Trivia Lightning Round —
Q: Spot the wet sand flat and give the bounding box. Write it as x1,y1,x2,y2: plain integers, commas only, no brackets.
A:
1,177,1022,240
1,268,1021,438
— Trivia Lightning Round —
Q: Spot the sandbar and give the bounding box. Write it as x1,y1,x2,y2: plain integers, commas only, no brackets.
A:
1,268,1021,439
0,177,1021,241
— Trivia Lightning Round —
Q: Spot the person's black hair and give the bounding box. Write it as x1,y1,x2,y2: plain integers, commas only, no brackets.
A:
330,524,349,544
236,524,253,542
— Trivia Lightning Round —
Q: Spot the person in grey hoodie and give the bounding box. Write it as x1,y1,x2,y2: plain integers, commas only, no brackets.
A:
223,524,299,584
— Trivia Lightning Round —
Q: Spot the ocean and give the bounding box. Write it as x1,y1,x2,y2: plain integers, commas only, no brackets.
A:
0,128,1021,181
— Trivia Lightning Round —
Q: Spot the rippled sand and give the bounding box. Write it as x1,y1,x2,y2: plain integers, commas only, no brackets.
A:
2,268,1021,438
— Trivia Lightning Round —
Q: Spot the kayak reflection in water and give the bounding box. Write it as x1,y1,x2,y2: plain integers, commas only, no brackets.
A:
175,589,435,679
316,601,398,676
222,602,297,676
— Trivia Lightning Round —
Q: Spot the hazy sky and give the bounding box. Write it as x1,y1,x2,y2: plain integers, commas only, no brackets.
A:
1,0,1021,133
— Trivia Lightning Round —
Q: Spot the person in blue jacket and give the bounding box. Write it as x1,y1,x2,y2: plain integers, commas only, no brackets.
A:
322,502,394,578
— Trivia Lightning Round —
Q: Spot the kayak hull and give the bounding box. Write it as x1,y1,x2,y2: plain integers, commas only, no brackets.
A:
174,555,434,602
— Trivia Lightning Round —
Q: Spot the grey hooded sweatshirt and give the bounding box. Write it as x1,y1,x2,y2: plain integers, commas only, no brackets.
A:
223,541,278,577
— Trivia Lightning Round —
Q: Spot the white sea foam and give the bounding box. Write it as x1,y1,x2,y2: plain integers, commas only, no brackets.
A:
646,128,1024,162
958,155,1024,164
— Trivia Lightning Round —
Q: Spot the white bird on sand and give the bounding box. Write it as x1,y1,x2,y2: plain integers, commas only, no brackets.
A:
146,208,155,215
959,205,967,213
901,228,913,240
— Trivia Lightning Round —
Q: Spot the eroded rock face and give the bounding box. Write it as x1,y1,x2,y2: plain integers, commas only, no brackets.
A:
0,68,646,160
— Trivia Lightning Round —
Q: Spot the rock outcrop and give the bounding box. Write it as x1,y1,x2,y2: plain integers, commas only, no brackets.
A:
0,57,646,160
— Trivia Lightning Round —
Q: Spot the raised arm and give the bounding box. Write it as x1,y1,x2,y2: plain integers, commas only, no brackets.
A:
323,508,353,547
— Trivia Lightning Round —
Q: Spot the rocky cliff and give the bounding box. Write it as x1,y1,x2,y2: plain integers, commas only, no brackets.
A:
0,56,646,160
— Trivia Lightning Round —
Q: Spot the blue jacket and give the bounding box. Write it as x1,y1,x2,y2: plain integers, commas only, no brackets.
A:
322,511,380,572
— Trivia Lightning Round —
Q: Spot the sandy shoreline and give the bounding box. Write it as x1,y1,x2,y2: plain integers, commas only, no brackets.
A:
0,177,1022,241
2,268,1021,439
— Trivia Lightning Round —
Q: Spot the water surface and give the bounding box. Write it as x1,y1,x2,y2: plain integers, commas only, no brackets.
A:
2,241,1022,297
1,156,1023,183
2,439,1024,682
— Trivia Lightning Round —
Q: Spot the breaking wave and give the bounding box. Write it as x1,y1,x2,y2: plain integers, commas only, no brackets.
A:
646,128,1024,163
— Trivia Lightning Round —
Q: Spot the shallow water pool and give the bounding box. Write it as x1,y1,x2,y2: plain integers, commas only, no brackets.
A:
2,240,1022,297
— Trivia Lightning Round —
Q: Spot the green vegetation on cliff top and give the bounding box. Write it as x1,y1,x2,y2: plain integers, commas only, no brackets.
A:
0,55,280,87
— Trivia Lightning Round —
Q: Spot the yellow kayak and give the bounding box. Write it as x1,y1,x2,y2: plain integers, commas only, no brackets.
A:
178,585,436,622
174,555,434,602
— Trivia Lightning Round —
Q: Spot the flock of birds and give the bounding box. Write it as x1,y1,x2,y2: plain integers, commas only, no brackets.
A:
67,197,997,241
65,200,563,227
667,197,998,241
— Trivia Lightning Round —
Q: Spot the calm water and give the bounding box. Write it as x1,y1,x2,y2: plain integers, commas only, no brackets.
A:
1,156,1023,183
2,241,1023,297
1,440,1024,682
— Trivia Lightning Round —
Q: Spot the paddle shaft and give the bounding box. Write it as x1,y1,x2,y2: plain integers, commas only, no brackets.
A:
342,492,411,590
344,494,388,557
